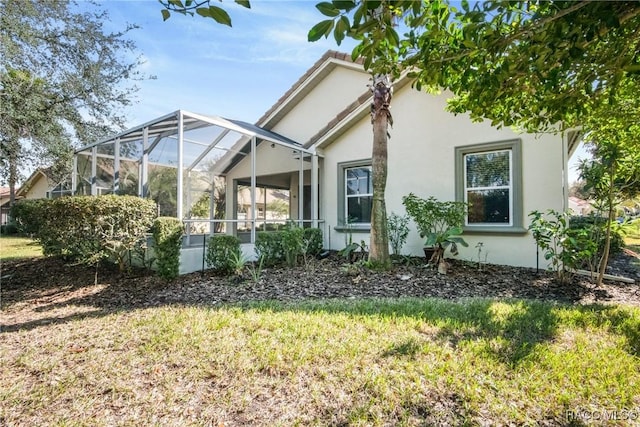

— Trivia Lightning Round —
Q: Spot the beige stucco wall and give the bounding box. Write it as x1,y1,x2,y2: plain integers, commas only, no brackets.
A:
23,174,51,199
319,85,565,268
270,64,370,144
224,59,565,268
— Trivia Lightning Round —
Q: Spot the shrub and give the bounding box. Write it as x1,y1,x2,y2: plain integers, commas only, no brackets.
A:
255,231,285,266
303,227,323,256
255,227,323,267
529,210,598,283
387,212,409,256
152,217,184,280
11,198,50,235
282,224,304,267
11,195,157,271
569,215,624,255
0,223,18,235
206,234,241,274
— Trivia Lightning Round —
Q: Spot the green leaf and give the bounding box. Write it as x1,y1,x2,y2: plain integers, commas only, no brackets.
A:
385,26,400,47
168,0,184,7
365,0,381,10
208,5,232,26
316,2,340,17
333,15,349,45
234,0,251,8
196,7,210,18
332,0,356,10
308,20,334,42
161,9,171,21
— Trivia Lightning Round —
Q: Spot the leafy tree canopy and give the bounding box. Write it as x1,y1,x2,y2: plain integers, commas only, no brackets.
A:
0,0,146,198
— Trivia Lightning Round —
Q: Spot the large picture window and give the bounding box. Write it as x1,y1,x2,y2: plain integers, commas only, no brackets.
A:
337,160,372,229
455,140,525,233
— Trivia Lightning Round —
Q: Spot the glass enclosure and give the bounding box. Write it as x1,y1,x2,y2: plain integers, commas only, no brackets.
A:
73,110,320,245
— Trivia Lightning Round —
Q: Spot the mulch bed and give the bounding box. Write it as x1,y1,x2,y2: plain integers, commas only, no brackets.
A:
2,250,639,333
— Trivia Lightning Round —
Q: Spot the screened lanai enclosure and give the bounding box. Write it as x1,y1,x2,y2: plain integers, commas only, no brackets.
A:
73,110,321,272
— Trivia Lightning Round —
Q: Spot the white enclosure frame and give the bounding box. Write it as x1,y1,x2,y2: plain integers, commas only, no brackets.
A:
73,110,321,245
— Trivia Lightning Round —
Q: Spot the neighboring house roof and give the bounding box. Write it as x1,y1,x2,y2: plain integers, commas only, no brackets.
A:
0,187,11,207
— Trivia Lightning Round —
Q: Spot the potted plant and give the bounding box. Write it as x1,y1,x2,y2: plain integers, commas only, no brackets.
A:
402,193,469,273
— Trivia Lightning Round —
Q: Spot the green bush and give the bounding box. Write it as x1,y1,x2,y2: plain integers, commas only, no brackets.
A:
11,199,50,235
255,227,323,266
569,215,624,255
152,217,184,280
206,234,241,275
529,210,599,283
303,227,323,256
255,231,284,266
12,196,157,271
387,212,409,256
0,223,18,235
282,225,304,267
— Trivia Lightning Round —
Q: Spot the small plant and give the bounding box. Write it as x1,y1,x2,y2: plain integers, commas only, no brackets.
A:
301,228,323,271
247,255,265,283
338,218,368,263
402,193,468,273
228,250,250,277
528,210,598,284
206,235,241,275
281,222,304,267
475,242,489,271
387,212,409,256
339,239,368,263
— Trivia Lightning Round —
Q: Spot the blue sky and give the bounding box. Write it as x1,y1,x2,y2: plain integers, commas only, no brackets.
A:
93,0,357,126
85,0,586,182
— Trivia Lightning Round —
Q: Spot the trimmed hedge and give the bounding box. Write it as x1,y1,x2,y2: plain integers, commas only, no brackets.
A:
206,235,241,275
11,198,50,235
11,196,157,271
152,217,184,280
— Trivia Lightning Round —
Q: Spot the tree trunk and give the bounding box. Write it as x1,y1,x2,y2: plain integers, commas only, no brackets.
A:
368,75,391,268
597,169,616,286
7,141,20,209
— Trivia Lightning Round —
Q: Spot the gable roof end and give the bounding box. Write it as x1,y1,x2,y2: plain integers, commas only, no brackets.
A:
256,50,365,129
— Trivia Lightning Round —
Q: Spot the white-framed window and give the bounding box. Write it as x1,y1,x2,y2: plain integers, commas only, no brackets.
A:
345,165,373,224
464,149,512,225
455,139,525,233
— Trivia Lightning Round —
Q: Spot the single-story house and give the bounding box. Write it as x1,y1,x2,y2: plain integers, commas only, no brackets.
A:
1,169,77,226
568,196,594,216
0,187,11,225
73,50,581,273
16,168,74,201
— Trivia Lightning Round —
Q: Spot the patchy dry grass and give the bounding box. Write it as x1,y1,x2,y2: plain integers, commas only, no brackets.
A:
2,298,639,426
0,236,42,261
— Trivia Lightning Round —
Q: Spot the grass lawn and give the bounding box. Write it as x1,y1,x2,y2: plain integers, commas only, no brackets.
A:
2,298,639,425
0,235,42,261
